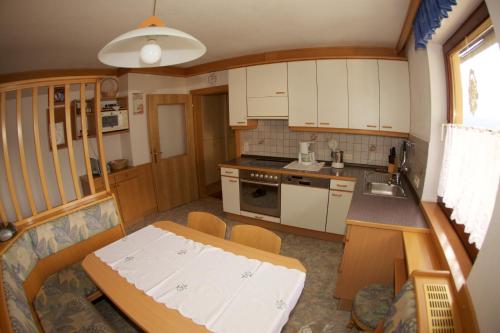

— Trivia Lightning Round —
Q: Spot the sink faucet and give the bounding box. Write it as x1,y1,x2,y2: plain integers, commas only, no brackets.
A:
399,140,413,174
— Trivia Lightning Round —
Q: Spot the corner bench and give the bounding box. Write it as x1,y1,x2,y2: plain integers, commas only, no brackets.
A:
0,195,125,333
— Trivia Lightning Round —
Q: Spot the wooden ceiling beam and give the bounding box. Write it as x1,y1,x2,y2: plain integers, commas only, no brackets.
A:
0,68,118,84
396,0,421,53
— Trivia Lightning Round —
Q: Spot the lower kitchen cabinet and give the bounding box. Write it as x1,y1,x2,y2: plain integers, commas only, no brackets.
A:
281,183,329,231
325,190,353,235
335,223,404,302
80,163,157,227
221,175,240,214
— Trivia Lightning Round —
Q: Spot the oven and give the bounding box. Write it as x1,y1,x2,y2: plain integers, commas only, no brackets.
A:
101,110,129,133
239,170,281,218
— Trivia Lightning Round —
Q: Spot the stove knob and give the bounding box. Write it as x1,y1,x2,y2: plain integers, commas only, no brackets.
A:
259,174,264,178
250,173,255,177
264,175,269,179
274,176,278,180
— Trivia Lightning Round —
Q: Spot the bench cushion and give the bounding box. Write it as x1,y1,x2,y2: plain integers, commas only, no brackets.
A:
34,262,99,318
1,233,39,333
37,293,115,333
383,280,417,333
353,283,394,329
29,199,119,259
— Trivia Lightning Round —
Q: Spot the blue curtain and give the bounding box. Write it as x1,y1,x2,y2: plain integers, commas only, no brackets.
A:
413,0,457,48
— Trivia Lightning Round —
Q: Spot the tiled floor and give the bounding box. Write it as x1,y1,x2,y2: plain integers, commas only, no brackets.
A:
95,197,358,333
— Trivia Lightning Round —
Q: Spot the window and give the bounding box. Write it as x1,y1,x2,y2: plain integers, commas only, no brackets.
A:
442,4,500,261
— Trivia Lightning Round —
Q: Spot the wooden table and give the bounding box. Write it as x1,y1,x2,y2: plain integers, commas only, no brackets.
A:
82,221,306,333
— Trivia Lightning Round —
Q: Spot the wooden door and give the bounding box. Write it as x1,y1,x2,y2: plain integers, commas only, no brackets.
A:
148,94,198,211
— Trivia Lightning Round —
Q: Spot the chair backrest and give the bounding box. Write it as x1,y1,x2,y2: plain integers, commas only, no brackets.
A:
187,212,227,239
230,225,281,254
381,279,416,333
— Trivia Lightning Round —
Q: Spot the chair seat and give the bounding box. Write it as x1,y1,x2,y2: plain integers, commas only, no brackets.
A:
353,283,394,329
37,293,115,333
34,262,99,318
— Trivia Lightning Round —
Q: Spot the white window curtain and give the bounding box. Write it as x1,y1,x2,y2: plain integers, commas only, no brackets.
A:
438,125,500,248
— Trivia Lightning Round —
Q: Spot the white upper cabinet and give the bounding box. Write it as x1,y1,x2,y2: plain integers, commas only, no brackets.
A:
228,68,248,126
378,60,410,133
317,60,349,129
347,60,380,130
288,61,318,127
247,63,288,97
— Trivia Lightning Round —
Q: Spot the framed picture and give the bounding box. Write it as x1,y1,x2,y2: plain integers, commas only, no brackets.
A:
54,86,65,105
132,93,144,115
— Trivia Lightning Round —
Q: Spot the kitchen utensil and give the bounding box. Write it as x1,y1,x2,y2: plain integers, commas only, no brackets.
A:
327,138,338,151
331,150,344,169
298,142,316,165
0,223,16,242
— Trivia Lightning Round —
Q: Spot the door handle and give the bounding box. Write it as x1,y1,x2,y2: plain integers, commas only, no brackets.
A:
152,151,162,163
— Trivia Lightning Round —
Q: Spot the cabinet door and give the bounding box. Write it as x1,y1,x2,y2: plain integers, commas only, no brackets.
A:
288,61,317,127
281,184,329,231
116,177,144,225
347,60,380,130
221,176,240,214
379,60,410,133
317,60,349,128
325,190,353,235
247,97,288,118
228,68,248,126
247,63,288,97
137,164,157,213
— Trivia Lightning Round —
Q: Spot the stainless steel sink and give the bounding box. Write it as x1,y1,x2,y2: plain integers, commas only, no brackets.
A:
363,171,407,198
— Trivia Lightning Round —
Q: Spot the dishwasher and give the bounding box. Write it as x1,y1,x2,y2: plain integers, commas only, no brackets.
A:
280,174,330,232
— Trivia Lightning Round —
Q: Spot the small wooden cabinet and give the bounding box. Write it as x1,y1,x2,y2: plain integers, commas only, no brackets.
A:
80,163,157,227
288,60,318,127
247,63,288,118
228,68,248,126
326,190,353,235
347,60,380,130
221,175,240,215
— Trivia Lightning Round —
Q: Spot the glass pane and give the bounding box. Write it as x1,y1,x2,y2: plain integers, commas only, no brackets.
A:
157,104,187,158
455,26,500,130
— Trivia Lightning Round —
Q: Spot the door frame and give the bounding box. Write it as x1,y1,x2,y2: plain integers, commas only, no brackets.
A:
190,85,230,198
147,93,198,211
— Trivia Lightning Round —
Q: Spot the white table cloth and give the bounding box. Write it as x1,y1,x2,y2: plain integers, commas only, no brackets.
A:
95,225,306,333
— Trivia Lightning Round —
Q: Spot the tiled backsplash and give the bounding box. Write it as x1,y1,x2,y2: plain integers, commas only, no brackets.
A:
240,120,405,166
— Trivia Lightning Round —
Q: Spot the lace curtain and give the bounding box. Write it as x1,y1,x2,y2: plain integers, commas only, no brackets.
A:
414,0,457,49
438,125,500,248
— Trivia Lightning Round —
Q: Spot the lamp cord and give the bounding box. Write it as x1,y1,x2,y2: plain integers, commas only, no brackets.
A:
153,0,157,16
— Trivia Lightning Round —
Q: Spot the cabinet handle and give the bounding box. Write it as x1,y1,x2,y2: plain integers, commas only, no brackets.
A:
254,215,264,220
331,193,342,197
319,122,330,125
236,121,246,124
304,122,315,125
275,91,286,95
336,184,347,188
228,179,237,183
382,125,393,129
366,125,377,128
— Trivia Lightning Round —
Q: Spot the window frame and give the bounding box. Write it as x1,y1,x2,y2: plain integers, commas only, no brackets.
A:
441,1,491,261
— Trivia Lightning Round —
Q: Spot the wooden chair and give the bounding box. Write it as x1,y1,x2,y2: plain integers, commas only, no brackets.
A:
230,225,282,254
187,212,227,238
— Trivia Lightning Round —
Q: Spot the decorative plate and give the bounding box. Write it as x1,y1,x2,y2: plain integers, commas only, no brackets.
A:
101,77,119,98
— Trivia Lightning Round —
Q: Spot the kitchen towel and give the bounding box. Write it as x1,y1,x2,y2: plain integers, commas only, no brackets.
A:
95,225,306,333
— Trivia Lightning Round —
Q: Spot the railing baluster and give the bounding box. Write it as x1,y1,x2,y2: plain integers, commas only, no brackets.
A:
64,84,82,199
32,87,52,209
48,86,67,204
94,80,110,191
1,92,23,220
80,84,95,194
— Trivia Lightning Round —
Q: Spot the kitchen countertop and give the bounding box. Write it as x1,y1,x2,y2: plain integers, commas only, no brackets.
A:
220,156,428,230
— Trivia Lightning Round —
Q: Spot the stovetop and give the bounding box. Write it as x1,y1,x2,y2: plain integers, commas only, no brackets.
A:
239,155,293,169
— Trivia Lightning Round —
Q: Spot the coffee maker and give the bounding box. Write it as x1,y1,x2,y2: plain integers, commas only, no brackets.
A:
298,142,316,165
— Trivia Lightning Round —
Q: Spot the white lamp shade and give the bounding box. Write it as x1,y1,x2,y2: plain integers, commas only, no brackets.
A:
98,26,206,68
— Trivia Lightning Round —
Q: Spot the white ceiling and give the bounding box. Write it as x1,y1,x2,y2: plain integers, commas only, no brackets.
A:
0,0,412,74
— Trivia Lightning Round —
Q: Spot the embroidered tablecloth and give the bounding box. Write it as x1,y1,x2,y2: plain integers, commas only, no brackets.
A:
95,225,306,333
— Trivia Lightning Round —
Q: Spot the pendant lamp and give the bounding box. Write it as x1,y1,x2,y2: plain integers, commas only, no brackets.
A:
98,0,206,68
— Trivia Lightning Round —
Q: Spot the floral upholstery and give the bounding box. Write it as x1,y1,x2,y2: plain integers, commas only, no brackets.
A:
37,293,115,333
34,262,99,318
29,199,119,258
1,233,40,333
0,198,120,333
353,283,394,329
383,280,417,333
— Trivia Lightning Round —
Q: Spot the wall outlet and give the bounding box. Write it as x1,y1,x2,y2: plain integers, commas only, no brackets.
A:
344,153,353,161
413,174,420,189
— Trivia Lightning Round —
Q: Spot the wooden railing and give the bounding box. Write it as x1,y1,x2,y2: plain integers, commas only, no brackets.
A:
0,76,110,227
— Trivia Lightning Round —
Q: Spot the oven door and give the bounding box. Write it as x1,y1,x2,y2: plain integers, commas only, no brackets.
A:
101,113,120,132
240,179,281,218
